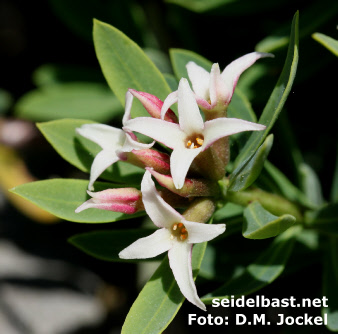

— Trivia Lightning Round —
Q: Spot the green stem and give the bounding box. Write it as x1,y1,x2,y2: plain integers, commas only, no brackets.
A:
224,188,303,222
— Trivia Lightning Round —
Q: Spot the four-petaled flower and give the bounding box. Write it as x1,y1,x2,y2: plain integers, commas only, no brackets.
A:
124,78,266,189
76,91,153,190
161,52,273,113
119,170,226,310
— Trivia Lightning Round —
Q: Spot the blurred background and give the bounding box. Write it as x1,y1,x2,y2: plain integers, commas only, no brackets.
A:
0,0,337,333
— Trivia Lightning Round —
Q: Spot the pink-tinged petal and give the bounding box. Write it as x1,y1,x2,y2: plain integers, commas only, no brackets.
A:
130,89,178,123
177,78,204,135
123,91,133,126
195,96,212,110
122,132,154,152
76,124,125,150
170,146,202,190
186,61,210,101
123,117,185,149
202,118,266,150
221,52,274,102
168,242,206,311
209,63,228,107
161,91,178,120
88,150,120,190
141,170,184,228
75,198,138,214
184,221,226,243
119,228,173,259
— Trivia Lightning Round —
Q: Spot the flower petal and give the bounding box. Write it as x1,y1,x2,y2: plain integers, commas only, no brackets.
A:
123,91,133,126
160,90,178,120
123,117,185,149
209,63,228,107
170,146,202,189
186,61,210,101
221,52,274,102
203,118,266,150
184,220,226,243
177,78,204,135
119,228,172,259
141,170,184,228
76,124,125,150
88,150,120,190
121,133,154,152
168,242,206,311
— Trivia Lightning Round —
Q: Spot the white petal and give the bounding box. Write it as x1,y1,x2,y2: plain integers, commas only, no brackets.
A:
170,146,202,189
141,170,184,228
221,52,274,101
122,91,133,126
161,91,178,120
209,63,228,107
168,242,206,311
122,133,154,152
119,228,172,259
203,118,266,150
186,61,210,101
88,150,120,191
177,78,204,135
123,117,186,149
184,221,226,243
76,124,125,150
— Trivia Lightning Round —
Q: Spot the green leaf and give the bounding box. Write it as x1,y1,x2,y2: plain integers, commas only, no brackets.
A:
229,134,273,192
15,83,122,122
299,163,325,207
69,229,162,262
256,1,338,53
243,201,295,239
332,152,338,203
305,203,338,236
0,88,13,114
37,119,144,184
312,33,338,57
10,179,144,223
322,237,338,331
122,238,207,333
231,12,299,184
93,20,172,117
202,226,299,303
170,48,257,122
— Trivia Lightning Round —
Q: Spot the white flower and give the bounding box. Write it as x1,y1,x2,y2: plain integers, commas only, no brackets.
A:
124,78,266,189
119,170,226,310
76,92,153,190
162,52,274,112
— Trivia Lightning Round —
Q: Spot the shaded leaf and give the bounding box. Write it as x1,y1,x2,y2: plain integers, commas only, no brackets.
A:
69,229,163,262
243,201,295,239
15,83,122,122
229,134,273,191
10,179,144,223
202,226,299,303
312,33,338,57
37,119,144,185
231,12,299,184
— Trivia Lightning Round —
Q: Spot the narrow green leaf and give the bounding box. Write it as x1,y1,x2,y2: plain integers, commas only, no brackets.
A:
243,201,295,239
15,83,122,122
322,237,338,331
231,12,299,184
305,203,338,235
202,226,299,303
313,33,338,57
170,48,257,122
299,163,325,207
69,229,162,262
122,239,207,333
229,134,273,191
93,20,172,117
37,119,144,184
331,151,338,203
10,179,144,223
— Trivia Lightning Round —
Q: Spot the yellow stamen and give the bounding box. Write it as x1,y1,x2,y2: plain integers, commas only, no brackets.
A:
172,224,177,230
180,234,188,241
196,137,204,146
187,140,192,147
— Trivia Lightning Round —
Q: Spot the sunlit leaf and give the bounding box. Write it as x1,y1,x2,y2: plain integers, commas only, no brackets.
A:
312,33,338,57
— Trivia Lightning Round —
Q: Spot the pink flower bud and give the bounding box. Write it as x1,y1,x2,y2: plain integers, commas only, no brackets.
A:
75,188,143,214
129,89,178,123
147,168,219,198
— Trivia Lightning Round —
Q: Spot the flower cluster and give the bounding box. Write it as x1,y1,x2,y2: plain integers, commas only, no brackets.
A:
75,53,270,310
